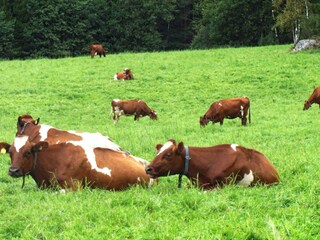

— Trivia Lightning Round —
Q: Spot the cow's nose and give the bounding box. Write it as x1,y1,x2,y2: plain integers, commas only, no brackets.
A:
145,166,152,174
9,167,21,177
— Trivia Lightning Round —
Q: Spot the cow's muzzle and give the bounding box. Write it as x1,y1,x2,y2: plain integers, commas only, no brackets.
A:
9,167,23,177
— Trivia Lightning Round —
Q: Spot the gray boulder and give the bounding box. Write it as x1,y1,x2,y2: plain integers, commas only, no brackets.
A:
292,39,320,52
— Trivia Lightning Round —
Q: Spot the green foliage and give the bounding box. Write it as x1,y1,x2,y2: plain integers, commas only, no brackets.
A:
0,10,14,58
192,0,279,48
0,45,320,239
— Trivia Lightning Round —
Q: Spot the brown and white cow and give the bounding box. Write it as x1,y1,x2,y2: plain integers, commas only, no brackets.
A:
0,114,155,189
303,86,320,110
200,97,251,126
0,140,152,190
111,99,158,124
90,44,106,58
145,139,279,190
114,68,134,80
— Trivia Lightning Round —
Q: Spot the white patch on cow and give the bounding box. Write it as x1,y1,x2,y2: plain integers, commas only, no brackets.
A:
114,73,118,80
157,141,173,155
240,105,244,117
38,124,53,141
14,136,29,152
230,144,238,151
68,141,112,176
218,102,222,106
114,106,124,117
137,177,141,182
68,131,121,151
238,170,254,186
113,99,120,102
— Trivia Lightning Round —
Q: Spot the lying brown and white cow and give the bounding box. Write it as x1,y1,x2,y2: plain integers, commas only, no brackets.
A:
200,97,251,126
111,99,158,124
0,140,152,190
0,114,154,189
114,68,134,80
90,44,106,58
303,86,320,110
145,139,279,190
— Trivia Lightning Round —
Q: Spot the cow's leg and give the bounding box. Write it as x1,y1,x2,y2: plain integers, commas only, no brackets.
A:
219,120,224,125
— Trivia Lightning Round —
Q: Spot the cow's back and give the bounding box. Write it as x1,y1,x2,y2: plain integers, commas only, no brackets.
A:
237,146,279,184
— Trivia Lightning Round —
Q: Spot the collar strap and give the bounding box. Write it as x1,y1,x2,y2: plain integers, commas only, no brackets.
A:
178,146,191,188
183,146,191,175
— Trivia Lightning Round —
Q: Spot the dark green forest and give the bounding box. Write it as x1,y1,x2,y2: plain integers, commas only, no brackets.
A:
0,0,319,59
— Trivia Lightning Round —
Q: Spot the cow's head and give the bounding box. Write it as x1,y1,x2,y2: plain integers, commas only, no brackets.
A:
303,100,311,110
199,116,209,126
150,111,158,120
17,114,40,135
145,139,184,178
1,140,48,178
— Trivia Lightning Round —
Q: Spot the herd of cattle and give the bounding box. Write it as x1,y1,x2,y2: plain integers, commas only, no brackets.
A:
1,46,319,191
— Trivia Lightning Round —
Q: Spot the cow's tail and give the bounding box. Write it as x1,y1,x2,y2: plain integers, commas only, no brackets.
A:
248,106,251,124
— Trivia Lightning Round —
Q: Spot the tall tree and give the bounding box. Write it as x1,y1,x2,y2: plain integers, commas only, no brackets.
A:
0,10,14,58
192,0,278,49
273,0,311,46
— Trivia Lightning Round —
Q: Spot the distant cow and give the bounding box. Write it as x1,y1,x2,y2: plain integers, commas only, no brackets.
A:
303,86,320,110
111,99,158,124
200,97,251,126
90,44,106,58
0,140,153,190
145,139,279,190
114,68,134,80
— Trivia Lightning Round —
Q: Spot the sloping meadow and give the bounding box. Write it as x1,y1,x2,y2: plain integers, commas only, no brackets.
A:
0,45,319,239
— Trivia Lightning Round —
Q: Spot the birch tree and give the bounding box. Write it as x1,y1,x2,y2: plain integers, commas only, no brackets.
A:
273,0,310,46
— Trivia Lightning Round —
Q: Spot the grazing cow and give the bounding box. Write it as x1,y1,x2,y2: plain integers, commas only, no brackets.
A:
111,99,158,124
200,97,251,127
303,86,320,110
90,44,106,58
114,68,134,80
146,139,279,190
0,140,153,190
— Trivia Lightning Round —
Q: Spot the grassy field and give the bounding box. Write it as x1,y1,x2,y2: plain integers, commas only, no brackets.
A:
0,45,320,239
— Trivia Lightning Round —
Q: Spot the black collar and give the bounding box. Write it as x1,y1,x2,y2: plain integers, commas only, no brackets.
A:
178,146,191,188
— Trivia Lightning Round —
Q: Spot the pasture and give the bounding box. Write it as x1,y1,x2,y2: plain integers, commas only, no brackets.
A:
0,45,320,239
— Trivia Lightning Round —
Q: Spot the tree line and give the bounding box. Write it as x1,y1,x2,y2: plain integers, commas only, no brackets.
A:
0,0,319,59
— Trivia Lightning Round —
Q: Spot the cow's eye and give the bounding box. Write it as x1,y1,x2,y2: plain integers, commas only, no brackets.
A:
24,151,32,157
164,153,172,159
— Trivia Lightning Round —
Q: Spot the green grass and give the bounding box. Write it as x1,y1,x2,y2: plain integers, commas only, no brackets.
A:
1,45,320,239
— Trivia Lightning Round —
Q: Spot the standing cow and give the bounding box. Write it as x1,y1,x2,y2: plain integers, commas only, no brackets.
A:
114,68,134,80
90,44,106,58
111,99,157,124
145,139,279,190
303,86,320,110
200,97,251,126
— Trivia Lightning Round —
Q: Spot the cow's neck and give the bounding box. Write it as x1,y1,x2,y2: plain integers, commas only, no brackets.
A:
181,147,212,187
19,123,41,142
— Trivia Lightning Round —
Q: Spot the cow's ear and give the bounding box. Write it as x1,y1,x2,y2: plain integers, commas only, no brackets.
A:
32,141,49,152
177,142,184,154
33,117,40,125
0,142,11,154
156,144,163,152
